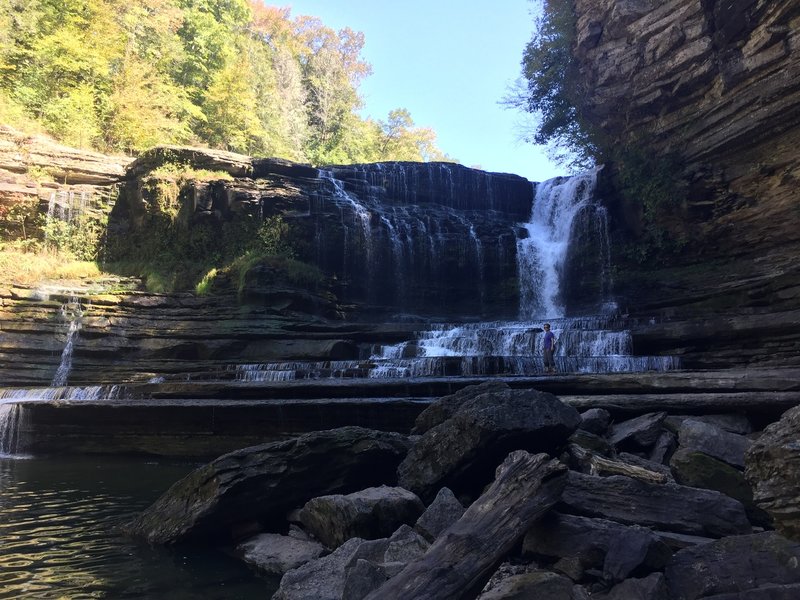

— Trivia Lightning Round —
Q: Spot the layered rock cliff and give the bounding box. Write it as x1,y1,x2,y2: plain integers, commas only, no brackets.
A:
571,0,800,365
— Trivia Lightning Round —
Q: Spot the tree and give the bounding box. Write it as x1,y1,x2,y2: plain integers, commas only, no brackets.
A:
512,0,597,168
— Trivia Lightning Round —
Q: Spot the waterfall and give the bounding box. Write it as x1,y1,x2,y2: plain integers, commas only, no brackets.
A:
52,298,84,387
517,170,602,319
0,403,26,457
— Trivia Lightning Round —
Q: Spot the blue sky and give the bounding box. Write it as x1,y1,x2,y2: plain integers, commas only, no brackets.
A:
284,0,563,182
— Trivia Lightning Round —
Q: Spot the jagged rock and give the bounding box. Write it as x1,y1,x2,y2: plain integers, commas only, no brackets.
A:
559,471,751,537
410,381,510,435
594,573,668,600
365,452,568,600
608,412,667,450
523,513,672,582
123,427,411,544
746,404,800,540
397,389,579,501
664,532,800,600
298,486,424,549
579,407,612,435
234,533,325,575
0,125,130,184
273,536,365,600
664,414,753,436
127,145,254,179
274,525,429,600
476,569,575,600
648,431,677,465
702,585,800,599
678,419,751,469
670,447,753,505
569,429,613,456
413,487,465,542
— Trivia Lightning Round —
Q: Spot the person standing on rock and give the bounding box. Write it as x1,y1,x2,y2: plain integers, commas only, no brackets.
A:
542,323,557,374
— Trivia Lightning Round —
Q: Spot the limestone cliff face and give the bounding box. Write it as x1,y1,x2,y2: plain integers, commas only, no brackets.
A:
572,0,800,365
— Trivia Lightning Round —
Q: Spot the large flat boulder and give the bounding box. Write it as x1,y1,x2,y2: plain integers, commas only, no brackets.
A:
397,388,579,501
664,532,800,600
678,419,751,469
559,472,751,537
124,427,411,544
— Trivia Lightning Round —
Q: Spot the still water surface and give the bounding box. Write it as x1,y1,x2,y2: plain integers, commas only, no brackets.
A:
0,456,277,599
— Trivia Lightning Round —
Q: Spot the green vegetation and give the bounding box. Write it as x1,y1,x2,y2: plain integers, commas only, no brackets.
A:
0,0,449,164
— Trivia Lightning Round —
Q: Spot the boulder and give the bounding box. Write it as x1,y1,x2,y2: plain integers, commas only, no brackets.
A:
523,513,672,582
670,447,753,506
746,404,800,540
594,573,668,600
559,471,751,537
476,569,575,600
578,408,612,435
664,532,800,600
608,412,667,450
234,533,325,576
124,427,411,544
569,429,613,456
274,525,429,600
397,389,579,501
410,380,510,435
648,431,677,464
413,487,465,542
366,452,568,600
664,414,753,436
678,419,751,469
298,486,424,549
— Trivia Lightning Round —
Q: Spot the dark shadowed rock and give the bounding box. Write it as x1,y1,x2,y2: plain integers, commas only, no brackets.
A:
664,532,800,600
678,419,751,468
664,414,753,436
609,412,667,450
579,407,612,435
476,569,575,600
366,452,568,600
649,431,677,464
618,452,674,481
411,381,510,435
398,389,579,501
124,427,411,544
274,525,429,600
702,584,800,599
569,429,613,456
559,471,751,537
670,447,753,505
299,486,424,549
595,573,668,600
746,404,800,541
413,487,465,542
523,513,672,582
234,533,325,576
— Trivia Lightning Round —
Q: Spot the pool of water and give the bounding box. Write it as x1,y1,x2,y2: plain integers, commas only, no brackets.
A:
0,455,278,599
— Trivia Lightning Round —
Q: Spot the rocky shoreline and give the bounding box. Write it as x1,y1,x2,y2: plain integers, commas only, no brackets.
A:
124,381,800,599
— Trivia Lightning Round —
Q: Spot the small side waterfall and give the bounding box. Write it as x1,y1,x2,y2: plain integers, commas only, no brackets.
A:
0,403,26,457
52,297,84,387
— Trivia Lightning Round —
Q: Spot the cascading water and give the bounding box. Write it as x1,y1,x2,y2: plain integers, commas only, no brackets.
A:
517,169,603,319
0,403,25,457
52,297,84,387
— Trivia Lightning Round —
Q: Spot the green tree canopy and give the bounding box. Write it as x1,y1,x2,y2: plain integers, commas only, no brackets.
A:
0,0,449,164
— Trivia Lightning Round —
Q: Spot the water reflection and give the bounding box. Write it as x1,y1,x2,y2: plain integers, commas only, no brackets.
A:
0,456,276,599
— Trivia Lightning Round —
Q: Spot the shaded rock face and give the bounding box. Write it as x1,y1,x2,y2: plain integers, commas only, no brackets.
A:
746,404,800,540
110,153,532,321
572,0,800,366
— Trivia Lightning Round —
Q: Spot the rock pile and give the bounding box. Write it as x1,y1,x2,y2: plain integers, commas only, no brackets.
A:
126,382,800,599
